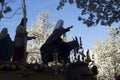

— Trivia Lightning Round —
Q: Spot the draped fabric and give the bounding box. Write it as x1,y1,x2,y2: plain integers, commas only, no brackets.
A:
41,29,71,54
0,34,13,62
12,33,25,63
54,19,64,30
43,28,67,47
12,24,27,63
40,19,73,64
40,28,71,64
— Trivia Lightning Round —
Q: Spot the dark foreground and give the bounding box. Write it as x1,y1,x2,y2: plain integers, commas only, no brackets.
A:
0,71,65,80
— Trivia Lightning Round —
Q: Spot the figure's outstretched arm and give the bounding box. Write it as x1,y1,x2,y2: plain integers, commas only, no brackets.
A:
27,36,36,40
65,25,73,32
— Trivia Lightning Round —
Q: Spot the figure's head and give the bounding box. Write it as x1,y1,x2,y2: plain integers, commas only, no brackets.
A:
1,28,8,34
54,19,64,30
0,28,8,39
65,62,96,80
20,18,28,26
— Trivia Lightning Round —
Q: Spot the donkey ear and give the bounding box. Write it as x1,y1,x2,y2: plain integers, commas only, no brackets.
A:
75,36,79,46
75,36,78,42
86,49,92,63
79,37,83,49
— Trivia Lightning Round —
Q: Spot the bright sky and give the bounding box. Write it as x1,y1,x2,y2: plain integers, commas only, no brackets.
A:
0,0,119,50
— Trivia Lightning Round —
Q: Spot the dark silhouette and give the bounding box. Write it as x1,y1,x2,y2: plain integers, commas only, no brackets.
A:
65,62,97,80
115,74,120,80
40,19,79,65
12,18,28,64
91,65,98,76
74,47,98,80
0,28,13,62
12,18,35,64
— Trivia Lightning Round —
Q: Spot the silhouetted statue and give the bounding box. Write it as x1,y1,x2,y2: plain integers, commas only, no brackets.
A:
12,18,35,64
40,19,79,65
0,28,13,62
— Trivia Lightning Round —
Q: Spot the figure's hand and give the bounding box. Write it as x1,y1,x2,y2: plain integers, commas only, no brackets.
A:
66,25,73,32
27,36,36,40
69,25,73,28
32,36,36,39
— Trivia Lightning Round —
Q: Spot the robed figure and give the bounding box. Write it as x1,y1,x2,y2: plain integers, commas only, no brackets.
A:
40,19,73,65
12,18,35,64
0,28,13,62
12,18,28,64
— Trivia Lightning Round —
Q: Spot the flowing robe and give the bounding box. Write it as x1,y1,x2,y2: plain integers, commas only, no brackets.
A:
0,34,13,62
12,25,27,63
40,28,71,64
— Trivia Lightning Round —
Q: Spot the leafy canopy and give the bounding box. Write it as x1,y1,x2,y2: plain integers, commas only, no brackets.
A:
57,0,120,27
0,0,12,19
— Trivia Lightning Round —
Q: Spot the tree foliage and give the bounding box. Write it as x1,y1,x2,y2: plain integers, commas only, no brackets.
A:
57,0,120,27
92,27,120,80
26,12,55,63
0,0,12,19
0,0,23,20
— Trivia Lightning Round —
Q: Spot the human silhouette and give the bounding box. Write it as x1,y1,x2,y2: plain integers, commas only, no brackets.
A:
0,28,13,62
12,18,35,64
40,19,73,65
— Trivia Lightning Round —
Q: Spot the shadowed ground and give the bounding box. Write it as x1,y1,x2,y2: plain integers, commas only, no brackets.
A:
0,71,65,80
